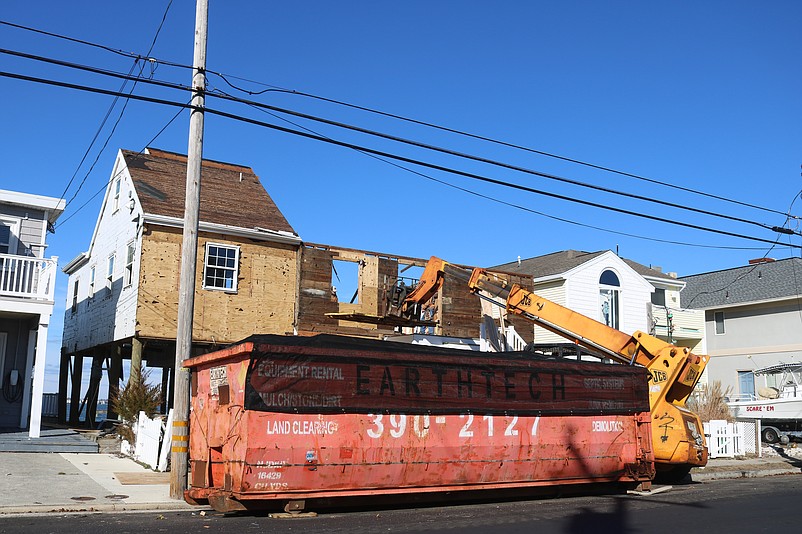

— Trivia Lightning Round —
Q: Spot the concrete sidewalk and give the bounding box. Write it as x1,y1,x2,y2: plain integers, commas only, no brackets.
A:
0,448,799,516
691,453,802,481
0,452,197,515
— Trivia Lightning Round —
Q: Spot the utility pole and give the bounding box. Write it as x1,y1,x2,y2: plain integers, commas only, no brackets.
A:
170,0,208,500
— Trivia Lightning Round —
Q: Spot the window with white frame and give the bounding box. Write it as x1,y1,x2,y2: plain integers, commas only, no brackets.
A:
88,266,96,298
106,254,115,290
124,242,135,287
599,269,620,330
203,243,239,291
112,179,121,212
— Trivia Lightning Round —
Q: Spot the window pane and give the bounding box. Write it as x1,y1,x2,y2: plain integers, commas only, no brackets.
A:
204,244,238,291
0,225,10,254
714,312,725,334
599,270,620,287
651,288,666,306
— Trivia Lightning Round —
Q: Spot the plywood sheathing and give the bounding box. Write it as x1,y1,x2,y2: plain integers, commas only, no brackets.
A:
136,225,298,343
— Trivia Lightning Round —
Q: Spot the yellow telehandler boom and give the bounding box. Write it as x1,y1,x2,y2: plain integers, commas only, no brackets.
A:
403,257,709,480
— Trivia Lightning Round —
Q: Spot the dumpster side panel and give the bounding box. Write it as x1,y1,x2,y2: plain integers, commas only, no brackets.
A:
185,337,654,505
235,412,649,495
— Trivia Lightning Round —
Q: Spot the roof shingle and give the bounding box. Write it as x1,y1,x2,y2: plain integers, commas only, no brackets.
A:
492,250,676,282
124,148,297,235
680,258,802,309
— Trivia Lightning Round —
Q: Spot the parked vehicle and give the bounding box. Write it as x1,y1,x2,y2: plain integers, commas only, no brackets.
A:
727,363,802,444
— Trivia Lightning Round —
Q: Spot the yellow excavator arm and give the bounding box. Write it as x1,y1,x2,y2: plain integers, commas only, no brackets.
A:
405,257,709,479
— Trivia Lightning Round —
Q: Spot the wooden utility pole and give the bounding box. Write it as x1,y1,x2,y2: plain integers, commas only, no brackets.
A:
170,0,208,500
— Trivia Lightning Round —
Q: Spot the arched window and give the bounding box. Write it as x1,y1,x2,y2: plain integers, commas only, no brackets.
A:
599,270,620,329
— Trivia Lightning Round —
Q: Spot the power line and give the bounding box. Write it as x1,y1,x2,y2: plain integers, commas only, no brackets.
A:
205,86,796,237
5,69,797,250
212,72,795,220
55,104,188,229
224,80,781,252
0,18,190,71
56,59,141,203
4,46,794,238
43,0,174,210
0,48,192,93
2,19,792,221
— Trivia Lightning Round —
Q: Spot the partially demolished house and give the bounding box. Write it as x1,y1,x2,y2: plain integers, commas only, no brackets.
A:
61,148,529,426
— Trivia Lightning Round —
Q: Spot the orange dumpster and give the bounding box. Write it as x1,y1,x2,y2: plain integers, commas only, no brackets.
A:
183,334,654,512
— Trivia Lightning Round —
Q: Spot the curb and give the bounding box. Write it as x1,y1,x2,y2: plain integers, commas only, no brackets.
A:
0,501,200,517
692,467,801,482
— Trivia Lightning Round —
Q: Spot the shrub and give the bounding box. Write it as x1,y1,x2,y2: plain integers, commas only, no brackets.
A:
688,380,734,422
110,369,163,443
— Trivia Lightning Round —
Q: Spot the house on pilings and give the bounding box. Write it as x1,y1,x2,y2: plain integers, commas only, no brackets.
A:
60,148,302,425
60,147,534,427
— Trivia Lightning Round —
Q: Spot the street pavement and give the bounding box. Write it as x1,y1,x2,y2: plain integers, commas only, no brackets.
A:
0,447,799,516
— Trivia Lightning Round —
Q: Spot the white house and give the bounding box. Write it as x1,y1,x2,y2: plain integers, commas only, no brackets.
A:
493,250,705,354
0,189,64,437
681,257,802,396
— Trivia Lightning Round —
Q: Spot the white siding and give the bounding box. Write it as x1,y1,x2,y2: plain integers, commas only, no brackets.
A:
0,205,47,256
563,252,652,337
62,154,141,353
531,280,568,344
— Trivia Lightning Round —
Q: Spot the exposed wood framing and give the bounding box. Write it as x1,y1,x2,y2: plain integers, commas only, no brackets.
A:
297,243,534,345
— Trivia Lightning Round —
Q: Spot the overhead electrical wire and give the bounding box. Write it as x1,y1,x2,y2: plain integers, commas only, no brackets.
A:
3,69,799,251
2,46,796,239
50,0,174,211
211,73,795,220
0,19,190,71
54,103,189,229
1,18,792,222
220,81,779,252
205,85,796,236
685,190,802,306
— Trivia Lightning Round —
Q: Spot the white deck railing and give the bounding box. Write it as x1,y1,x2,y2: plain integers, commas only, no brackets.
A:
651,304,705,340
0,253,58,301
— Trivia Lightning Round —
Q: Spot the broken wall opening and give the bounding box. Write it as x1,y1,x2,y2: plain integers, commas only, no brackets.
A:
331,259,360,304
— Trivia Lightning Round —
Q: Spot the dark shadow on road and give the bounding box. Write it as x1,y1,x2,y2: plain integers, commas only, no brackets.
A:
566,498,631,534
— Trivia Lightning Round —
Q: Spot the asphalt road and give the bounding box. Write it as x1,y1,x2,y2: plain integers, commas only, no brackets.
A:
1,475,799,534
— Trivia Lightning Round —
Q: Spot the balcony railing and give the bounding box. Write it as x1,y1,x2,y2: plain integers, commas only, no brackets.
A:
650,304,704,340
0,253,58,302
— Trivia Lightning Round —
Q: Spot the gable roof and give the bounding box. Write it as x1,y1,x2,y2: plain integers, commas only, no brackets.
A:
680,257,802,309
124,148,297,235
492,250,678,283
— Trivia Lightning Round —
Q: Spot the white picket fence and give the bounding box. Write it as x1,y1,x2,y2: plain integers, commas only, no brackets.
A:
703,419,761,458
120,409,174,471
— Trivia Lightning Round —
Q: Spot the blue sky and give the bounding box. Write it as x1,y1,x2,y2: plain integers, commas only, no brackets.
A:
1,1,800,392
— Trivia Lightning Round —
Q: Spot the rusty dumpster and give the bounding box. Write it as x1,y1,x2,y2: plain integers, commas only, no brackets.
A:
183,334,654,512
